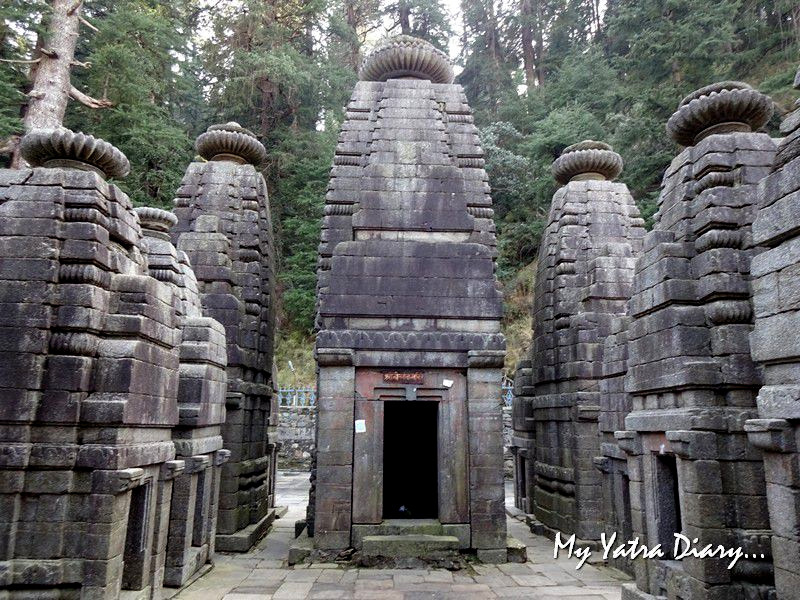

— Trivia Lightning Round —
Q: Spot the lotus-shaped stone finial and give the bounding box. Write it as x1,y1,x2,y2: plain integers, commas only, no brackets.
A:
20,128,130,179
195,122,267,166
551,140,623,185
135,206,178,234
666,81,773,146
359,35,454,84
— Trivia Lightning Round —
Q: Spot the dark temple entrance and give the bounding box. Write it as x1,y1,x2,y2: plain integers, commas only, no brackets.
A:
382,401,438,519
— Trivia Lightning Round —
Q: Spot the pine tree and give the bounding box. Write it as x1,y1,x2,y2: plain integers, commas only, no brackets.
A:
382,0,452,50
458,0,516,120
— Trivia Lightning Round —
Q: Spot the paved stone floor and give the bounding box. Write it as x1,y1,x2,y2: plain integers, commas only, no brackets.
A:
175,472,629,600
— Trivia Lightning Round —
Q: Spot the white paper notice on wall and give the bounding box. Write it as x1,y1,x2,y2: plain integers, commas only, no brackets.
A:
354,419,366,433
443,379,453,388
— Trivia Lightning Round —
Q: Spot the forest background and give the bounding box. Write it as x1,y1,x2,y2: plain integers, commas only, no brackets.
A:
1,0,798,384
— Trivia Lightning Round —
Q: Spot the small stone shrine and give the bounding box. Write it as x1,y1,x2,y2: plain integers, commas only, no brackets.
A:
171,122,281,552
0,128,229,598
514,80,787,600
307,35,510,563
618,82,776,600
511,141,645,550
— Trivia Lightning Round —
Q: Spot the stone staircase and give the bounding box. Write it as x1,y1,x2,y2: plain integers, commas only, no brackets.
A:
353,520,464,566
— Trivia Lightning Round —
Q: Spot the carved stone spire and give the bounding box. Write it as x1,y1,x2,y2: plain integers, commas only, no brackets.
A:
359,35,454,84
195,121,267,166
551,140,623,185
20,128,130,179
666,81,773,146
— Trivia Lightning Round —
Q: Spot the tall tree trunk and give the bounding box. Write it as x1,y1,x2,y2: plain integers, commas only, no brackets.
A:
533,0,545,86
399,1,411,34
12,0,81,167
345,0,362,72
24,0,81,131
520,0,536,88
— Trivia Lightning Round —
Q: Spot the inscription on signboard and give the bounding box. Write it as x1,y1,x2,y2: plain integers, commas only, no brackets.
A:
383,371,424,385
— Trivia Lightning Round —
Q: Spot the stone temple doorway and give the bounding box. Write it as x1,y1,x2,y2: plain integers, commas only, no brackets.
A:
382,400,439,519
352,369,469,526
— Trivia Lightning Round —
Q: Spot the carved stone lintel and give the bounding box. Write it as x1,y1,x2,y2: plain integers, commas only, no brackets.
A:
467,349,505,368
184,455,211,474
214,449,232,466
160,460,186,481
665,430,716,460
576,405,601,422
593,456,611,473
92,467,146,494
614,431,642,456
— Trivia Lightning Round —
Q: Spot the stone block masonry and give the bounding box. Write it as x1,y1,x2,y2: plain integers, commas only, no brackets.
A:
307,35,511,564
0,128,229,599
745,67,800,599
278,405,316,470
511,140,645,557
513,79,792,600
619,82,775,600
171,122,280,553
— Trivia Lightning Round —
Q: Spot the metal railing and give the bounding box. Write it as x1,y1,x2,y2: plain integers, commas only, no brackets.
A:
278,388,316,407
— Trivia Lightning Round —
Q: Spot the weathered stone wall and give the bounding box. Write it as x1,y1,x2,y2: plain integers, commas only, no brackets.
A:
171,122,280,553
512,141,645,546
278,405,316,470
618,82,776,600
310,35,508,563
745,68,800,598
0,129,229,598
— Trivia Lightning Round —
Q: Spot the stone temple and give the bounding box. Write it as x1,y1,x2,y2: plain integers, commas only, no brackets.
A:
0,123,278,598
512,76,800,600
4,32,800,600
305,35,511,564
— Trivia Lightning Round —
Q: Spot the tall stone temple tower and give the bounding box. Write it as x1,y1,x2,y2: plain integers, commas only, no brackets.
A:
512,141,645,550
309,35,509,563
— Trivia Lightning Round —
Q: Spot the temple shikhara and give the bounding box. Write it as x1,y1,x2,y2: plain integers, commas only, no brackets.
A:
1,26,800,600
308,35,509,564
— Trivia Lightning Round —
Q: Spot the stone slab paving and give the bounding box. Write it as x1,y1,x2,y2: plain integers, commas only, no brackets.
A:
174,472,629,600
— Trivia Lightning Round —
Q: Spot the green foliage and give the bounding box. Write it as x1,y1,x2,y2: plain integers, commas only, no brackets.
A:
382,0,452,50
65,0,200,205
0,0,47,142
267,127,338,332
460,0,798,280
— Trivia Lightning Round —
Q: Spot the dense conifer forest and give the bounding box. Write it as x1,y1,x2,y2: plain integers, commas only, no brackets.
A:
2,0,797,380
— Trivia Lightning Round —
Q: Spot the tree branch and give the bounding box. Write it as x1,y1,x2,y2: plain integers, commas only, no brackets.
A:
0,57,42,64
79,16,99,33
69,85,113,109
67,1,84,16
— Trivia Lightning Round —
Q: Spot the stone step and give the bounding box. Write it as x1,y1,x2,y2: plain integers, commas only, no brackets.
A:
352,519,448,548
361,534,460,559
371,519,445,535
